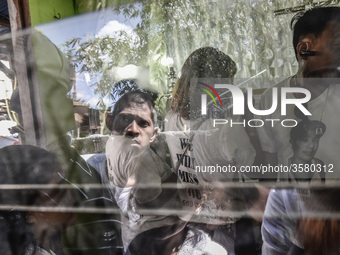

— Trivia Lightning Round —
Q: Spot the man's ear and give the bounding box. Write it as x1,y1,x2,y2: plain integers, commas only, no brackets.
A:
297,38,313,60
149,127,159,143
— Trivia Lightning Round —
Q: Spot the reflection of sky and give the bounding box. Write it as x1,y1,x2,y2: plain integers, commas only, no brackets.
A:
36,7,140,108
36,8,140,47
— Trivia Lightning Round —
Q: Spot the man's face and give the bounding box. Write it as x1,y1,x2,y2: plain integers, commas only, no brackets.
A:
302,22,340,78
112,102,156,147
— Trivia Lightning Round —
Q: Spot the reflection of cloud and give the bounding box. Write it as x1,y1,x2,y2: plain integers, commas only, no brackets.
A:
84,72,91,84
0,61,13,100
0,120,17,136
76,91,91,100
113,65,138,80
96,20,139,68
96,20,137,39
86,97,100,108
110,65,150,89
86,95,110,108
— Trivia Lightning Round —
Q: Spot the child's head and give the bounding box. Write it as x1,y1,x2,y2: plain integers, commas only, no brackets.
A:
289,120,326,162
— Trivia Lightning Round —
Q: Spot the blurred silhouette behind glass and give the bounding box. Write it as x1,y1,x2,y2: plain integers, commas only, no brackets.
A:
0,145,75,255
165,47,261,255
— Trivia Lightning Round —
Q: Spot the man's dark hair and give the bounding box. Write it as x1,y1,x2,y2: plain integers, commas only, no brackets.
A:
291,7,340,60
106,91,156,131
0,145,64,255
289,119,326,150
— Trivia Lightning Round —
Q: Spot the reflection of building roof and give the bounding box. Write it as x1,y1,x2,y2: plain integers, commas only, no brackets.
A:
73,101,89,130
74,102,89,115
74,112,83,123
0,135,17,148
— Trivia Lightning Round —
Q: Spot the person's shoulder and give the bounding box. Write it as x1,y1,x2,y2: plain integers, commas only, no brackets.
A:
268,188,285,199
164,110,179,122
164,110,189,131
267,188,298,207
329,83,340,94
312,158,324,165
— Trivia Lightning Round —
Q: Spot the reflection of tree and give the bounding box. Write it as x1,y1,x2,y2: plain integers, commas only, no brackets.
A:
65,0,301,110
108,79,158,105
64,1,170,105
62,29,149,107
107,0,298,79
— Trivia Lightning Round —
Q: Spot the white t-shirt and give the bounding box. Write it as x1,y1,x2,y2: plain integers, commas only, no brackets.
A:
257,78,340,180
164,111,255,224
